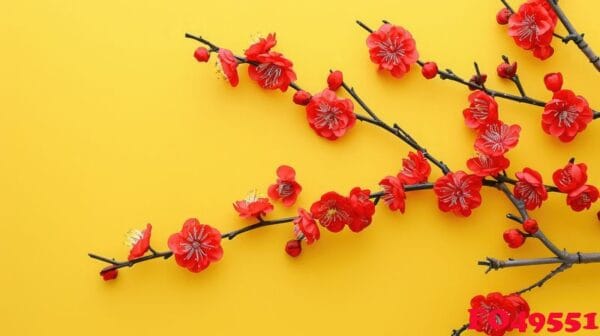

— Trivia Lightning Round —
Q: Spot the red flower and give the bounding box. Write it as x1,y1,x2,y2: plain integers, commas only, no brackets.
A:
421,61,438,79
366,24,419,78
347,187,375,233
194,47,210,62
542,89,593,142
247,51,296,92
434,171,483,216
293,208,320,244
268,165,302,206
469,292,529,336
126,223,152,261
508,2,556,60
245,33,277,61
514,168,548,210
233,191,274,218
379,176,406,213
167,218,223,273
293,90,312,105
567,185,599,212
285,239,302,257
399,151,431,184
544,72,563,92
306,89,356,140
310,191,354,232
463,91,499,130
466,153,510,177
503,229,526,248
100,266,118,281
217,49,239,87
474,121,521,157
327,70,343,91
523,218,539,234
552,161,588,193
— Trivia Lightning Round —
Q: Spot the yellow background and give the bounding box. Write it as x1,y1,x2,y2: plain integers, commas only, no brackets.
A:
2,0,600,335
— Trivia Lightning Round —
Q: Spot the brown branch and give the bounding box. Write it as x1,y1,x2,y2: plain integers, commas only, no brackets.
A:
516,263,572,294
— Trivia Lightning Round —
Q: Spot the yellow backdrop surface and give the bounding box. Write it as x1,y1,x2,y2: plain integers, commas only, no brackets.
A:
2,0,600,335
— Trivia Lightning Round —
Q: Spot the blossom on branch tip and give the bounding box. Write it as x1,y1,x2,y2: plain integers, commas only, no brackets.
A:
434,171,483,217
217,49,239,87
305,89,356,140
366,23,419,78
399,151,431,184
126,223,152,261
567,185,599,212
379,176,406,213
508,1,557,60
268,165,302,206
552,161,588,193
294,208,320,244
234,190,274,218
514,168,548,210
542,89,593,142
167,218,223,273
463,91,499,130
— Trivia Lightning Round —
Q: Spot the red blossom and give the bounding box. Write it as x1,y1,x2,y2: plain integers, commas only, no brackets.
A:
542,89,593,142
552,161,588,193
434,171,483,217
233,191,274,218
544,72,563,92
466,153,510,177
327,70,343,90
248,51,297,92
463,91,499,130
293,90,312,105
245,33,277,61
285,239,302,257
268,165,302,206
194,47,210,62
347,187,375,233
567,185,599,212
366,24,419,78
293,208,320,244
523,218,539,234
399,151,431,184
217,49,239,87
127,223,152,261
379,175,406,213
474,121,521,157
167,218,223,273
306,89,356,140
508,1,556,60
100,266,118,281
310,191,354,232
514,168,548,210
469,292,530,336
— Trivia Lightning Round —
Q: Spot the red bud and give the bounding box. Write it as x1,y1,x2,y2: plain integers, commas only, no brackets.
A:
327,70,343,91
503,229,526,248
100,266,118,281
497,62,517,79
285,239,302,257
194,47,211,62
544,72,563,92
523,219,539,234
293,90,312,106
496,8,512,25
421,62,438,79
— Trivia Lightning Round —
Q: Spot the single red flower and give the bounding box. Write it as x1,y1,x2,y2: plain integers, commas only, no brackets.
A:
305,89,356,140
508,2,556,60
496,8,512,25
514,168,548,210
126,223,152,261
469,292,529,336
167,218,223,273
327,70,343,90
466,153,510,177
268,165,302,206
217,49,239,87
523,218,539,234
194,47,210,62
245,33,277,61
496,62,517,79
293,90,312,105
552,161,588,193
543,72,563,92
542,89,593,142
366,23,419,78
347,187,375,233
567,185,599,212
399,151,431,184
434,171,483,216
310,191,354,232
100,266,118,281
463,91,499,130
475,121,521,157
421,61,438,79
247,51,297,92
233,191,274,218
379,175,406,213
293,208,320,245
285,239,302,257
503,229,526,248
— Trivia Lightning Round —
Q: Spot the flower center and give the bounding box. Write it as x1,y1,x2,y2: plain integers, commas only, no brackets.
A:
376,38,405,65
482,123,509,152
278,182,293,197
517,14,539,42
555,106,578,127
256,63,282,88
182,226,214,261
472,98,491,120
319,201,350,226
315,103,342,129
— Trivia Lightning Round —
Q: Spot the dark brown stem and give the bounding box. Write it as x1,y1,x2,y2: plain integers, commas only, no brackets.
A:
221,217,298,240
516,263,572,294
88,250,173,272
545,0,600,72
451,323,470,336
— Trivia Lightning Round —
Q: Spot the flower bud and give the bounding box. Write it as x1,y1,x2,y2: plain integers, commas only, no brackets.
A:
327,70,343,91
100,266,118,281
496,8,512,25
544,72,563,92
503,229,526,248
285,239,302,257
597,210,600,222
469,74,487,91
523,219,539,234
293,90,312,106
497,62,517,79
194,47,211,62
421,62,438,79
